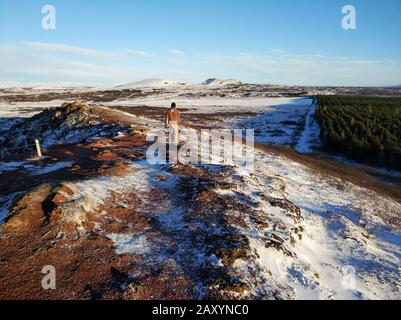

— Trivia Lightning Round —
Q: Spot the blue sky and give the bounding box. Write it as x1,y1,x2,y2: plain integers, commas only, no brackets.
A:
0,0,400,86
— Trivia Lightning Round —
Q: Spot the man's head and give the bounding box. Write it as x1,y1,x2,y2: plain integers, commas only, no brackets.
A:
170,102,176,109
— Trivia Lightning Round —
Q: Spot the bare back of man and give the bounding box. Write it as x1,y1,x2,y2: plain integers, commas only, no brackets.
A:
165,102,181,145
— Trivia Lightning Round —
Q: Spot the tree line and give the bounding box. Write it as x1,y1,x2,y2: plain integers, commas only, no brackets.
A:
315,95,401,171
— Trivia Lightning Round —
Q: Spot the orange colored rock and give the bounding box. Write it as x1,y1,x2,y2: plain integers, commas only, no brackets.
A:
52,193,68,205
2,185,51,234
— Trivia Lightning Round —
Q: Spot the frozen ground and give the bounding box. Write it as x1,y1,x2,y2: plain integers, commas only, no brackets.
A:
245,150,401,299
103,97,315,147
3,130,395,299
103,96,311,114
0,100,64,133
0,100,64,118
190,131,401,299
0,159,72,176
0,97,318,151
0,91,400,300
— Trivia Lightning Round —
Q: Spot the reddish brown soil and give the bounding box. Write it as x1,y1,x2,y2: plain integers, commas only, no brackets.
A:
0,131,292,299
0,133,150,300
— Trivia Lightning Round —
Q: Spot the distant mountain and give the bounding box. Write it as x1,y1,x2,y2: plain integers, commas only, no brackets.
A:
115,79,186,89
0,81,93,90
201,78,242,86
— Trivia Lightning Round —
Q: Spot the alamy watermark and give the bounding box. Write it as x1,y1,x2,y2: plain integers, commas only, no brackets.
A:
341,5,356,30
146,128,255,172
41,265,56,290
41,5,56,30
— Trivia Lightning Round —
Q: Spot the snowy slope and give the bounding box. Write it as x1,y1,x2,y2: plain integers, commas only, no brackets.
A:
201,78,242,86
115,79,186,89
239,150,401,299
181,129,401,299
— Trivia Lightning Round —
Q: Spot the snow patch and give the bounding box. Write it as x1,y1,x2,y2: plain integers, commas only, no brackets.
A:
107,233,150,255
201,78,242,86
0,193,21,224
29,161,72,176
115,79,186,89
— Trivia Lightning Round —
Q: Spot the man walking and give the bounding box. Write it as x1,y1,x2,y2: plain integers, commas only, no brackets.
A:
165,102,181,145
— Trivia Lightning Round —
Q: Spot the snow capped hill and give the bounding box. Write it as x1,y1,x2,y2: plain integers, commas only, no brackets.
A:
115,79,187,89
0,81,95,91
201,78,242,86
115,78,242,90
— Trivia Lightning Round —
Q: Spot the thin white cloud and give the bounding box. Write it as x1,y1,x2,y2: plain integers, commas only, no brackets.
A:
22,42,160,60
2,43,400,86
0,46,191,84
169,48,185,56
204,53,401,86
1,56,130,79
125,50,155,59
22,42,113,58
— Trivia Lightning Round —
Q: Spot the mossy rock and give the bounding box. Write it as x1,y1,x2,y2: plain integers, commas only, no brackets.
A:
215,247,250,265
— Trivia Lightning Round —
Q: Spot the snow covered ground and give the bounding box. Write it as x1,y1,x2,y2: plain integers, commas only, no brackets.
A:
115,78,187,89
0,159,73,176
192,130,401,299
0,100,65,118
0,100,64,133
240,150,401,299
103,97,315,147
236,99,313,146
1,91,400,300
104,96,311,114
11,130,395,299
0,96,318,150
